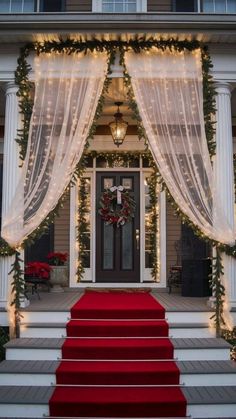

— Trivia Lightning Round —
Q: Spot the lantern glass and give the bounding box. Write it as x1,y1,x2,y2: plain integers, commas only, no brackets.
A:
109,102,128,147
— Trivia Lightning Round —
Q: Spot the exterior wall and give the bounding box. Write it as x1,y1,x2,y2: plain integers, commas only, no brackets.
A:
54,195,70,254
65,0,92,11
147,0,172,12
166,200,181,276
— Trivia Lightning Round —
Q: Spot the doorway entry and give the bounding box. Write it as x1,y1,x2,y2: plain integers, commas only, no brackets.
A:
96,172,140,282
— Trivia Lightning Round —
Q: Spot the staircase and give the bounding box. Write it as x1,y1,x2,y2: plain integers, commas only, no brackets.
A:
0,291,236,418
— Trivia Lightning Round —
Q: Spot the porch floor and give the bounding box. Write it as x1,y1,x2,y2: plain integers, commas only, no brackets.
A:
21,288,213,312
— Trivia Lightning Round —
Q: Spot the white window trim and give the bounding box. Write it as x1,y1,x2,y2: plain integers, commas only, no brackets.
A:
92,0,147,13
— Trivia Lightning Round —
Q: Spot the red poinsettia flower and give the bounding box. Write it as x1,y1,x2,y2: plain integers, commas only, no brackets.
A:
25,262,52,279
47,252,68,266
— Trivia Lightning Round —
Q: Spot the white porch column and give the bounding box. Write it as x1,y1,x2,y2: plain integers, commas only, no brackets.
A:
0,83,21,310
214,81,236,309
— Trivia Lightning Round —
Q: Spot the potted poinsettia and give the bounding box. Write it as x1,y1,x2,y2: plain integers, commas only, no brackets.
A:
25,261,52,279
47,252,69,293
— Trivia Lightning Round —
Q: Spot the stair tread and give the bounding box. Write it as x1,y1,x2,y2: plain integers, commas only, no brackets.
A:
0,385,236,405
177,360,236,373
5,337,65,349
171,337,231,348
5,336,231,349
0,360,60,373
1,359,236,375
20,321,210,328
182,385,236,404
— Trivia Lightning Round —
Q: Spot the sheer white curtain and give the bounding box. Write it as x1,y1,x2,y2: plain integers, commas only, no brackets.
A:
1,51,108,248
125,48,235,245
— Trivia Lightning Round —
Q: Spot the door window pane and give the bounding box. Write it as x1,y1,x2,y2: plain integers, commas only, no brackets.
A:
103,223,114,269
122,221,133,270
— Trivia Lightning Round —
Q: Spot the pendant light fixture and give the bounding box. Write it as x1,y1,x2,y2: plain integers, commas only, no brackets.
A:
109,102,128,147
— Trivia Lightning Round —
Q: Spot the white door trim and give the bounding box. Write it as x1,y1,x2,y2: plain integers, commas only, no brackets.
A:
69,161,167,287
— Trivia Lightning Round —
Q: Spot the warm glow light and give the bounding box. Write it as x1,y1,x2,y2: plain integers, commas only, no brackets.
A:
109,102,128,147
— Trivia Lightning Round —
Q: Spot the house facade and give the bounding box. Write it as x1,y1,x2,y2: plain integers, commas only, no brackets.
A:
0,0,236,326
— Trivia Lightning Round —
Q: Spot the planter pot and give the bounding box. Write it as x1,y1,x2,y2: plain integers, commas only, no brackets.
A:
49,266,69,293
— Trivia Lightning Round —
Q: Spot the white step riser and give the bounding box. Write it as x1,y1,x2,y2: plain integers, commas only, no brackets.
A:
0,404,48,418
21,311,69,323
21,311,212,324
20,327,215,339
20,327,66,338
167,312,212,323
2,372,236,387
6,348,61,361
188,403,236,418
0,373,56,386
6,347,231,361
175,348,230,361
0,403,235,418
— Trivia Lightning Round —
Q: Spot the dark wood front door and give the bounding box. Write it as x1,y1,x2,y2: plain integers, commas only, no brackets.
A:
96,172,140,282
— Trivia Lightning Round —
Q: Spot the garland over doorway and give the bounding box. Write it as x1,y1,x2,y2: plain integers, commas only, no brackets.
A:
0,37,235,336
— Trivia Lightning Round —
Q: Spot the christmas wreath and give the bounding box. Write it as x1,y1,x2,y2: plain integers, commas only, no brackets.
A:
99,186,136,227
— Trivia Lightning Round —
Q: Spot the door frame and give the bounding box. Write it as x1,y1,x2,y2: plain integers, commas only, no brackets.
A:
96,171,140,282
69,159,167,287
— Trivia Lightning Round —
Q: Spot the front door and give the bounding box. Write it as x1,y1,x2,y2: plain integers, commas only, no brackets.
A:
96,172,140,282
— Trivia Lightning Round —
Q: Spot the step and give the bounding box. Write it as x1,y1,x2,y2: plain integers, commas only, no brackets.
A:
61,337,174,360
1,360,236,387
20,309,213,325
5,337,231,361
0,385,236,418
1,359,236,387
49,385,187,417
66,319,169,337
70,292,166,320
20,321,215,338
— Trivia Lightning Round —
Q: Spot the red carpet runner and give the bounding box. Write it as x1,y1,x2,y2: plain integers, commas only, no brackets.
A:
49,291,187,417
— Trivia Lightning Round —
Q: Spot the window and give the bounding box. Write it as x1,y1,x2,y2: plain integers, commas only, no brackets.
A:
174,0,197,12
40,0,64,12
0,0,35,12
102,0,137,12
202,0,236,12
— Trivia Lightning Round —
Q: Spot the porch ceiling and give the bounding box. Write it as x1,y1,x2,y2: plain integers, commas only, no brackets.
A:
0,13,236,43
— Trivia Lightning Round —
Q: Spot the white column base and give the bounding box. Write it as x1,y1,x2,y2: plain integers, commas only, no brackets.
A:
222,254,236,309
0,256,14,310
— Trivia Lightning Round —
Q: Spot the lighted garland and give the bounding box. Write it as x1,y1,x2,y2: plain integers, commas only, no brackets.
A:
76,174,90,282
0,36,231,334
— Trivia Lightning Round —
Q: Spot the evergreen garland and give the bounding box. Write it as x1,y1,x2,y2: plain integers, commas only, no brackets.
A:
0,36,231,334
9,251,25,338
77,175,90,281
209,248,226,337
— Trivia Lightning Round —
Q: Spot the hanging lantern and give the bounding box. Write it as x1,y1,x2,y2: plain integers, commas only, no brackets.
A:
109,102,128,147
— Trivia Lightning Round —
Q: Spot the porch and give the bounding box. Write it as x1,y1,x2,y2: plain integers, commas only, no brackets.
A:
21,288,212,313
